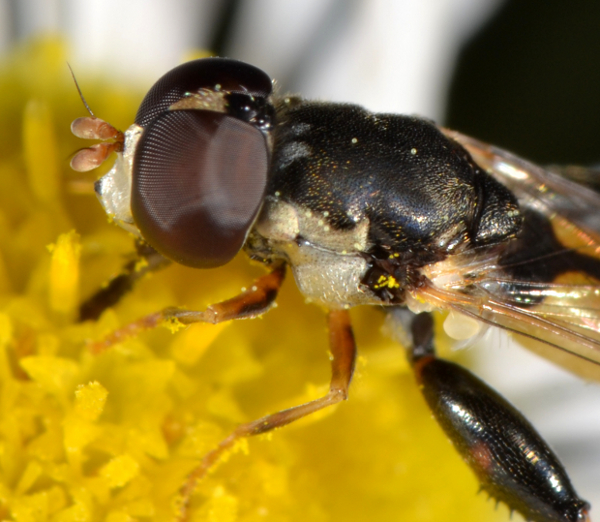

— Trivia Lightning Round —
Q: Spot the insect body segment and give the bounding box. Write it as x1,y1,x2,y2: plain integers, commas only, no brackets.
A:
406,311,591,522
249,99,524,311
269,99,521,252
71,57,598,521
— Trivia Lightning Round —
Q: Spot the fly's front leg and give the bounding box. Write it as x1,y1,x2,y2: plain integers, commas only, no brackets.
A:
402,310,591,522
79,241,171,321
175,308,357,521
88,261,286,354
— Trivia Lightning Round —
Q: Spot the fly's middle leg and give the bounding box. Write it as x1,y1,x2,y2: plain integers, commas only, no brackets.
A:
175,308,357,521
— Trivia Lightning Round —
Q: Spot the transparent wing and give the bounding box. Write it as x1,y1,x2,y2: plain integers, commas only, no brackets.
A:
419,276,600,368
445,129,600,240
416,131,600,378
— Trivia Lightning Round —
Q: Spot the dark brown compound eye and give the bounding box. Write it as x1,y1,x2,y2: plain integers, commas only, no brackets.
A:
131,110,268,268
135,58,273,128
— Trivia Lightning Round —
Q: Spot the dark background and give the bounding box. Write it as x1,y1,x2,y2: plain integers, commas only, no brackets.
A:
446,0,600,165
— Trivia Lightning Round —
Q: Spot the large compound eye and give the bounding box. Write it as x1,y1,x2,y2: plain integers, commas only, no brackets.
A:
131,110,268,268
135,58,273,127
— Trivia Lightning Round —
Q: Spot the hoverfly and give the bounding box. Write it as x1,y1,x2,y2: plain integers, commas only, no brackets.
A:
70,58,600,522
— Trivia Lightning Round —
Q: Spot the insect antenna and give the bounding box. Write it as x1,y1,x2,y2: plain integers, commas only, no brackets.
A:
68,63,95,117
68,64,124,172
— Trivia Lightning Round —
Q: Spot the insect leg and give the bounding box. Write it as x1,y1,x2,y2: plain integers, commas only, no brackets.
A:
79,241,171,322
176,308,356,521
405,311,591,522
88,261,286,354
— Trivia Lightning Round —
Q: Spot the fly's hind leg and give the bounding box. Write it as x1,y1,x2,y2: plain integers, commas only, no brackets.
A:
79,241,171,321
399,309,591,522
176,308,357,521
88,261,287,354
